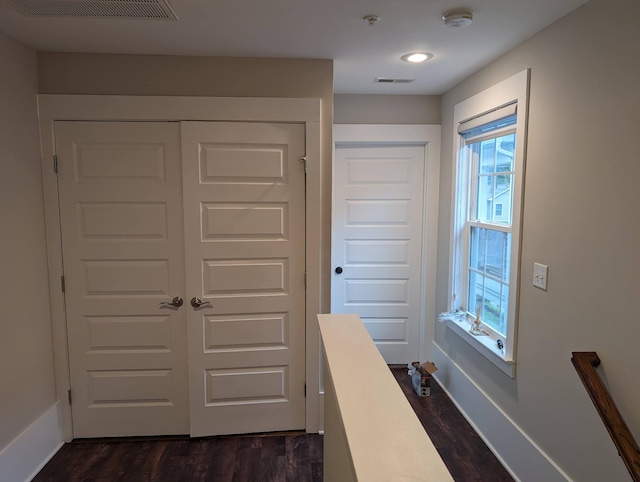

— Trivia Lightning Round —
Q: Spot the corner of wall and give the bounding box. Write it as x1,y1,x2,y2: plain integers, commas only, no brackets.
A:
0,402,63,482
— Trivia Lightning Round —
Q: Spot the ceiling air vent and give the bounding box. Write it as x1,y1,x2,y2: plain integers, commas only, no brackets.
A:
374,77,415,84
8,0,178,19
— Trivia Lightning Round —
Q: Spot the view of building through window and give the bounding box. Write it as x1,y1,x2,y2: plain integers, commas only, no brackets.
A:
450,70,528,372
467,133,515,336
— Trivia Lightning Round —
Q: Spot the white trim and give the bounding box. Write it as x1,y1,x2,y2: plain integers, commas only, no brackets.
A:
448,70,530,374
446,318,515,377
431,342,572,482
332,124,441,363
37,94,323,439
0,402,64,482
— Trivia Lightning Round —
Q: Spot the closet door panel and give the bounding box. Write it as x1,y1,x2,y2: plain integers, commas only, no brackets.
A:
56,121,189,438
182,122,306,437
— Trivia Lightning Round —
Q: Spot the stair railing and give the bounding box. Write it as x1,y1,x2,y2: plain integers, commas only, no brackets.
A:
571,351,640,481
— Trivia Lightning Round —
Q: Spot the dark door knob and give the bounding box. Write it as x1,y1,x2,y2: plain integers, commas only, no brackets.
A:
335,267,343,274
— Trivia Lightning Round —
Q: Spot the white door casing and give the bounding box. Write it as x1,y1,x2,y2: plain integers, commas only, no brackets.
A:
56,121,189,437
39,95,322,441
57,120,308,438
332,125,441,365
182,122,306,436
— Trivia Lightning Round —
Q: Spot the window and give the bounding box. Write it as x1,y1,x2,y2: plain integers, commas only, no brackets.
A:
448,70,529,377
465,119,515,337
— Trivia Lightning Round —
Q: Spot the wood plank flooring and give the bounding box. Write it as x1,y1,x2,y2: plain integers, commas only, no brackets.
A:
34,367,513,482
390,365,514,482
33,433,323,482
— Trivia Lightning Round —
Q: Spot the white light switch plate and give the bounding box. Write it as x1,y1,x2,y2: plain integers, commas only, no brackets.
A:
533,263,548,290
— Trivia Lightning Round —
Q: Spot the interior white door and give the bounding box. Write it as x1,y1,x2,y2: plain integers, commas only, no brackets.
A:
181,122,306,437
332,145,426,364
56,121,189,437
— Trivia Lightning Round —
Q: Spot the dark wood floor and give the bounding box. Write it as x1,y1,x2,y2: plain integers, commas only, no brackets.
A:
34,367,512,482
389,365,514,482
33,432,322,482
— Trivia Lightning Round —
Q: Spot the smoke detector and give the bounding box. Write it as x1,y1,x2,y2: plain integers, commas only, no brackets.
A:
442,10,473,28
363,15,380,26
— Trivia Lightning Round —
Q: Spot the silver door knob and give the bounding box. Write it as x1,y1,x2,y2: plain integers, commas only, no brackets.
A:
191,297,212,308
160,296,183,308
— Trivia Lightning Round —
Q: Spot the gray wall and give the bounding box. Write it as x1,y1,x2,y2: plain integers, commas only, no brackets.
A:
334,94,440,125
434,0,640,480
0,32,56,450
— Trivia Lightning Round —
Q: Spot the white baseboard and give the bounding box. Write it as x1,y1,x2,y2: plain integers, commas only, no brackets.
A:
0,402,64,482
431,343,571,482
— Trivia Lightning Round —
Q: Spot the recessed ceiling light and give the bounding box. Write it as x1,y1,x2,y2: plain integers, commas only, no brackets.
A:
401,52,433,63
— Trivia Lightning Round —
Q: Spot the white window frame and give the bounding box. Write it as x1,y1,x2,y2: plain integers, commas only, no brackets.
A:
448,69,530,377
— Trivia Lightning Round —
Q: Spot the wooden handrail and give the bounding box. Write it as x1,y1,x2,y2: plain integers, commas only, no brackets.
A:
571,352,640,481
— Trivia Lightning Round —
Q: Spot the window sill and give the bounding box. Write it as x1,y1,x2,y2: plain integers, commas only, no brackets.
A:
446,318,516,378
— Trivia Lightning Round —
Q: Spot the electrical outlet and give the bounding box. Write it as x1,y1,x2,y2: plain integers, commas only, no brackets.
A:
533,263,548,290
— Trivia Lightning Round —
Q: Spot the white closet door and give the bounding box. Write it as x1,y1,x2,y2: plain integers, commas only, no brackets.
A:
332,145,426,364
181,122,306,437
56,121,189,437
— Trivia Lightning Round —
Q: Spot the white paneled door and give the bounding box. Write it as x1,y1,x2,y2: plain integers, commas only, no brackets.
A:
181,122,306,436
56,122,189,437
332,145,426,364
56,120,306,438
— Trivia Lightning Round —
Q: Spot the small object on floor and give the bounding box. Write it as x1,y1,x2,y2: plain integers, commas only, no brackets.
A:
408,361,438,396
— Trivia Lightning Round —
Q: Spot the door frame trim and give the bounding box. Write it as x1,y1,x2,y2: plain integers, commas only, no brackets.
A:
332,124,441,363
38,95,322,440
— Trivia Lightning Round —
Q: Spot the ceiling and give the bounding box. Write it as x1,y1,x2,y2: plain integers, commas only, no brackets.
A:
0,0,587,95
